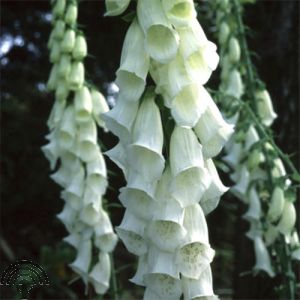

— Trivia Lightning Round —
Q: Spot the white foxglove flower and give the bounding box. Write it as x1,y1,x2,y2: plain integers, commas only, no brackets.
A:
267,187,285,222
104,0,130,16
264,225,279,246
130,254,148,286
78,120,99,162
89,252,111,294
68,61,85,91
116,19,149,102
105,142,128,176
127,91,165,182
277,201,296,235
223,142,242,168
170,126,210,207
246,221,261,240
74,86,93,122
90,90,109,129
72,35,87,60
57,203,77,232
80,204,101,226
47,99,66,129
119,187,155,221
176,205,215,279
182,267,215,299
243,188,262,222
201,159,228,215
58,54,71,78
116,210,147,255
55,81,69,101
245,125,259,150
65,3,78,25
218,22,229,45
61,29,76,53
61,191,82,210
49,41,61,63
65,164,85,197
41,137,60,170
137,0,179,63
253,236,275,277
256,90,277,126
225,69,243,99
231,166,250,202
70,239,92,283
57,105,76,149
194,95,234,159
53,20,65,39
47,63,59,91
52,0,66,18
162,0,196,27
102,97,139,144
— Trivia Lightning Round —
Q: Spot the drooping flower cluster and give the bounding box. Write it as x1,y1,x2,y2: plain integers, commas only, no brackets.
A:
104,0,233,298
42,0,117,294
216,0,300,277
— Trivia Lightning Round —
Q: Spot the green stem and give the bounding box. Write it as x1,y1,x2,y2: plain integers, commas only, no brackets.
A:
109,253,119,300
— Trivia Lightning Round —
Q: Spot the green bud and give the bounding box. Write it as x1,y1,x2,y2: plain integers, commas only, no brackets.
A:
61,29,76,53
68,61,85,91
53,20,66,40
228,37,240,62
247,149,264,170
53,0,66,18
47,64,59,91
55,81,69,101
72,35,87,60
65,4,78,25
49,40,61,63
58,54,71,78
47,30,55,49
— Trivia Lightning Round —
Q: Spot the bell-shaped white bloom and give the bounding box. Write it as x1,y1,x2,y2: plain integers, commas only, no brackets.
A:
47,63,59,91
61,29,76,53
65,3,78,25
162,0,196,27
86,171,107,196
243,188,262,222
102,97,139,144
144,273,182,300
253,236,275,277
70,239,92,283
116,210,147,255
143,288,164,300
87,151,107,178
225,69,244,99
245,125,259,150
104,0,130,16
63,232,82,249
201,159,228,215
194,95,234,159
119,187,155,221
137,0,179,63
58,54,71,78
171,83,209,127
80,203,101,226
90,90,109,129
65,164,85,198
72,35,87,60
228,37,240,63
78,120,99,162
127,92,165,182
55,81,69,102
130,254,148,286
57,203,77,232
61,190,82,210
181,267,215,299
231,166,250,202
47,99,66,130
41,139,60,170
74,86,93,122
178,20,218,84
223,142,242,168
53,19,65,40
57,105,76,149
245,221,261,241
68,61,85,91
170,126,210,207
176,205,215,279
50,164,73,189
277,201,296,235
52,0,66,18
116,19,149,102
218,22,230,45
89,252,111,295
105,142,128,176
256,90,277,126
267,187,285,223
49,41,61,63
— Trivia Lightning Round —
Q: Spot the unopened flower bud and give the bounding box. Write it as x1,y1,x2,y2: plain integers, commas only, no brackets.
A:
228,37,241,62
65,4,78,25
219,22,229,45
256,89,277,126
53,20,66,40
267,187,285,223
61,29,76,53
277,201,296,235
58,54,71,78
72,35,88,60
68,61,84,90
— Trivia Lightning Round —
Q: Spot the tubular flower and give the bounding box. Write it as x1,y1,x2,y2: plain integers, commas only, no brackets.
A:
215,0,298,278
42,0,117,294
104,0,230,298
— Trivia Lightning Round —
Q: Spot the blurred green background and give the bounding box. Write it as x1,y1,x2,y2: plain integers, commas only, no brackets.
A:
0,1,299,299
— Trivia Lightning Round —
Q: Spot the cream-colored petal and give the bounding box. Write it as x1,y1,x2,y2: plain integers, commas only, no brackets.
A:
267,187,285,223
256,90,277,126
74,86,93,122
230,166,250,202
91,90,109,128
104,0,130,16
105,142,128,177
72,35,87,60
130,254,148,286
243,187,262,222
68,61,84,91
277,201,296,235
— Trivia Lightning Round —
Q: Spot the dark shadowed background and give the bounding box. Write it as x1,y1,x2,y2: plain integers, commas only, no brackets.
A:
0,0,299,299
